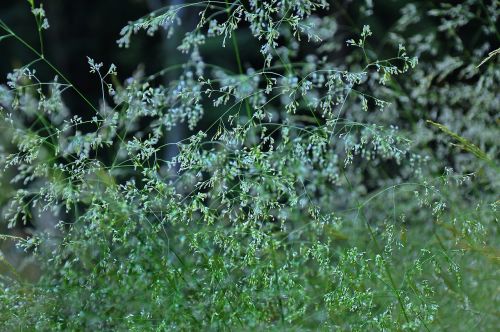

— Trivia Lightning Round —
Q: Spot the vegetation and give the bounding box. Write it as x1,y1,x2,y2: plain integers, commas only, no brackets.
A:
0,0,498,330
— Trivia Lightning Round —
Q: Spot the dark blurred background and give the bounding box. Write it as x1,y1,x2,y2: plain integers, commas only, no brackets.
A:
1,1,165,113
0,0,409,117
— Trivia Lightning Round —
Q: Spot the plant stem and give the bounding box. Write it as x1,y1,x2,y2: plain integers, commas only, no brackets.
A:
0,19,98,114
224,0,252,119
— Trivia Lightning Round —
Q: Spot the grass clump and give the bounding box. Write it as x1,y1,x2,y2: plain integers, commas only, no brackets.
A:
0,0,498,330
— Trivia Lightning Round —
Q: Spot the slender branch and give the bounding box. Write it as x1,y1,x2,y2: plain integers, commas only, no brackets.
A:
0,19,98,114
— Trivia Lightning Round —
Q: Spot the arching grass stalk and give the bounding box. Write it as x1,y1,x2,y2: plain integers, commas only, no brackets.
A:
0,19,99,114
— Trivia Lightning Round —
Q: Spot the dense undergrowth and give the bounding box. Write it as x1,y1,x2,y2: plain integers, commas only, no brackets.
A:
0,0,498,330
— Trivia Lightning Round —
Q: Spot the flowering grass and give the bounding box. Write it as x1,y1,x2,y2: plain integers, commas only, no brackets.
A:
0,0,498,330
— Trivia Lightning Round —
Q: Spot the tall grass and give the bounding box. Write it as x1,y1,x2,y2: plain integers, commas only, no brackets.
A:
0,0,498,330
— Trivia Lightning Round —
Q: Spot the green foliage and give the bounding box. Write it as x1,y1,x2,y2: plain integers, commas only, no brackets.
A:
0,0,498,330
